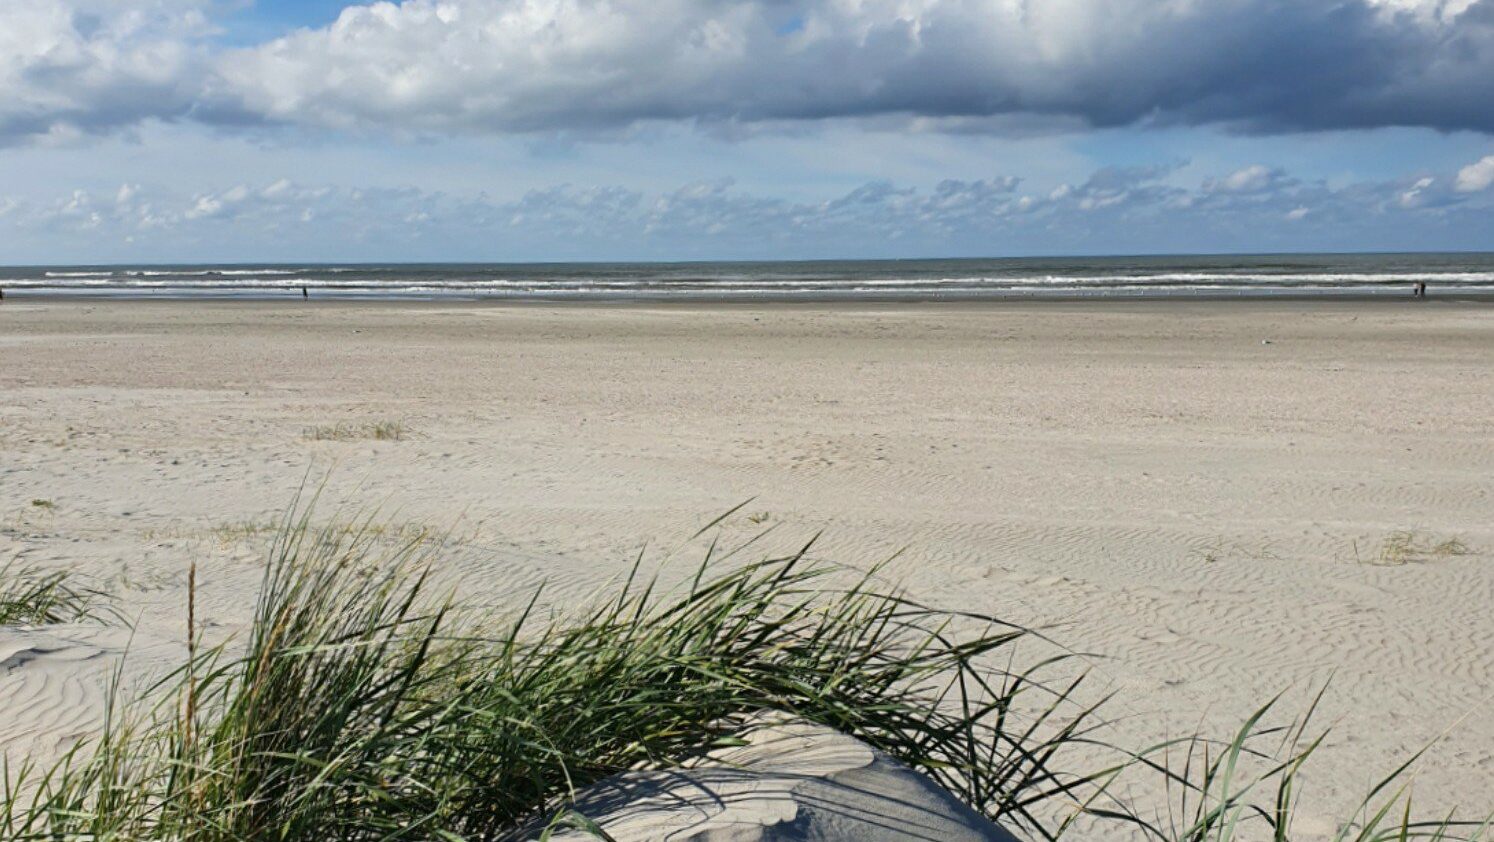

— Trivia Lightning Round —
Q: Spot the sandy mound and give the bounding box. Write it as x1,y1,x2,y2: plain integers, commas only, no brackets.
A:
540,716,1020,842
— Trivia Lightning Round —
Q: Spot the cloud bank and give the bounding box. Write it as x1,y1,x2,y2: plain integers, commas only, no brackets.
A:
6,156,1491,261
3,0,1494,144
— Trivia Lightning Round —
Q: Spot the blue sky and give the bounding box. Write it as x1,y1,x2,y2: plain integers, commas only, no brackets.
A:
213,0,349,43
0,0,1491,263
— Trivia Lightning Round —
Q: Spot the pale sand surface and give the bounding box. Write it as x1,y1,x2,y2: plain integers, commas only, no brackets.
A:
2,300,1492,833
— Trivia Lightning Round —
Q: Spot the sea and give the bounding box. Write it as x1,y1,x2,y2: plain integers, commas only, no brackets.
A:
3,253,1493,300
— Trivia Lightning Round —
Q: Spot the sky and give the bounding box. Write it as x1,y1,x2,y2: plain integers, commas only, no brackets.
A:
0,0,1492,263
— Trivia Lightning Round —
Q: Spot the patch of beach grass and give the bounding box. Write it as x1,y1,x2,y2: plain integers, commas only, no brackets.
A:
1140,689,1491,842
1355,531,1474,566
303,419,408,442
0,561,108,625
207,519,278,545
1189,536,1281,565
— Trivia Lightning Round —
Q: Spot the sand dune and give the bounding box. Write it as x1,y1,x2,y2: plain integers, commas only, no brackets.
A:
1,300,1491,833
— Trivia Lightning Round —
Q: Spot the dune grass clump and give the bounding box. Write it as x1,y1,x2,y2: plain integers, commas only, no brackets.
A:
0,562,106,625
0,512,1104,841
303,420,408,442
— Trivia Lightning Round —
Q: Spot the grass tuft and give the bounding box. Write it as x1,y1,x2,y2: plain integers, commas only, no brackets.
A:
1129,687,1491,842
0,562,108,625
303,420,408,441
1356,531,1474,566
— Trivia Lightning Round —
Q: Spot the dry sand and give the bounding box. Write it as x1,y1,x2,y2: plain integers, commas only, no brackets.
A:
2,299,1492,833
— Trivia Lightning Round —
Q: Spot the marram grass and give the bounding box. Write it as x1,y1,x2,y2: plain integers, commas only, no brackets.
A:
0,509,1107,841
0,508,1487,841
0,561,108,625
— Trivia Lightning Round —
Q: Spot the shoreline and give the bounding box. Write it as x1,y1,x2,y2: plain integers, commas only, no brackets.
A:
7,289,1494,306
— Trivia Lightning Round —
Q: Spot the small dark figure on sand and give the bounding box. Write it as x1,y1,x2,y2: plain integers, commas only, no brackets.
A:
1414,281,1427,298
302,286,309,299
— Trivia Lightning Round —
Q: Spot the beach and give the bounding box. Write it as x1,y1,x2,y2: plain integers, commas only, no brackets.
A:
2,299,1492,831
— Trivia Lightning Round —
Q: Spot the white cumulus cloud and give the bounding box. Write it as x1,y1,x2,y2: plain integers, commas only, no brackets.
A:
0,0,212,143
1204,165,1291,194
1454,154,1494,191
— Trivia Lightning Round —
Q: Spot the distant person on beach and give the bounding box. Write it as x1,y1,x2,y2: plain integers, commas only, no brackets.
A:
1414,281,1427,298
302,286,309,299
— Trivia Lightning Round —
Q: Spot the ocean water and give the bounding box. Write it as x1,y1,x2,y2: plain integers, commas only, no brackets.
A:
3,253,1493,300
